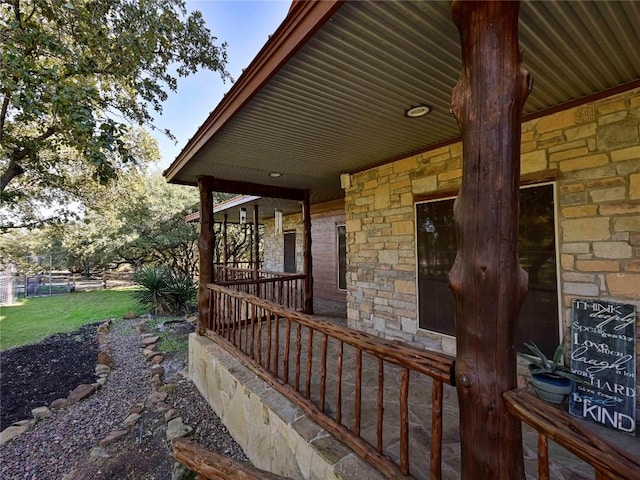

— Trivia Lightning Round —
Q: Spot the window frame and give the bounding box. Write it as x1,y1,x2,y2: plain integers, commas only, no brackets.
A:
413,181,563,348
336,223,347,291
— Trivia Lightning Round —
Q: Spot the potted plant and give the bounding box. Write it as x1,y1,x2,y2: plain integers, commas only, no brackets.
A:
518,342,584,405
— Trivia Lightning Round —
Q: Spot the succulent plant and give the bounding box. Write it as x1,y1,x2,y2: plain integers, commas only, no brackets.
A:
518,342,585,383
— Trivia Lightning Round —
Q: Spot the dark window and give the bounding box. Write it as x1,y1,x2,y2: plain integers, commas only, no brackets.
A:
284,231,296,273
337,225,347,290
416,183,559,354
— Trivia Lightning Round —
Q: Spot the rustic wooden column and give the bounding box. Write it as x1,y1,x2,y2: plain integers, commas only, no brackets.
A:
449,1,530,478
253,205,260,277
302,190,314,314
197,177,215,336
222,213,228,281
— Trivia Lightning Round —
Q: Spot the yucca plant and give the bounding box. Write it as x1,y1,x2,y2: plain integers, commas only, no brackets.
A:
132,266,173,315
518,342,584,383
166,273,197,314
132,265,197,315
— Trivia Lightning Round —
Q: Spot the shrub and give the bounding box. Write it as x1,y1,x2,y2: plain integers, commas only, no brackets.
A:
132,266,196,315
166,273,197,314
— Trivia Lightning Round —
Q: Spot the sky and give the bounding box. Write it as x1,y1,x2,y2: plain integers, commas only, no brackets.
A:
152,0,292,171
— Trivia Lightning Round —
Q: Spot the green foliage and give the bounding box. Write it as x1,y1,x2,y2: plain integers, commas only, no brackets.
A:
2,172,200,277
165,272,197,314
0,287,144,350
132,265,171,314
132,265,196,315
518,342,585,383
114,174,200,278
144,316,191,363
1,0,229,227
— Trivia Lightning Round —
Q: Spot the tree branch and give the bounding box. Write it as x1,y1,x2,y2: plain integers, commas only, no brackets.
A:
1,157,25,194
0,94,9,143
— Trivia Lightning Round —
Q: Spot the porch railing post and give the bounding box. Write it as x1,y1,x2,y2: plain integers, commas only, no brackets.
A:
253,204,260,278
197,177,215,336
449,1,530,478
302,189,313,314
223,213,228,282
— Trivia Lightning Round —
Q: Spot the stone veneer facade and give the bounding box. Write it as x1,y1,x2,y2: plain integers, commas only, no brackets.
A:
343,88,640,389
189,334,387,480
263,213,304,273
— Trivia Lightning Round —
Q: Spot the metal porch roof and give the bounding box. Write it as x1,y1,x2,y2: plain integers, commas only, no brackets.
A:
165,0,640,208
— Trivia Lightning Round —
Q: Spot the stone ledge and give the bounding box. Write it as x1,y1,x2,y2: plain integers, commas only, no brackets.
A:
188,333,383,480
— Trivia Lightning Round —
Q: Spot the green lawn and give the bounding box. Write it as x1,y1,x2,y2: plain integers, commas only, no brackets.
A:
0,287,145,351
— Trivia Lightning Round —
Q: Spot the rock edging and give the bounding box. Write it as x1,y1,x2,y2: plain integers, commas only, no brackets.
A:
62,318,195,480
0,319,115,447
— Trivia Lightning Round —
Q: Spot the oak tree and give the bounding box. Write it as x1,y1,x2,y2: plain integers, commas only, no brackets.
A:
0,0,228,227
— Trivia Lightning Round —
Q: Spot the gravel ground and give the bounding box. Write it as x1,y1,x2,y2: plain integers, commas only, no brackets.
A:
0,318,248,479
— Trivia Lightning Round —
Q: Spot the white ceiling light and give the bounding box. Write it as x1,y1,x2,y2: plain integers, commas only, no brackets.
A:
405,104,431,118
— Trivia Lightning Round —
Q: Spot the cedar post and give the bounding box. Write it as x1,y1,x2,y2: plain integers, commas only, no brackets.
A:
302,190,314,314
449,1,530,478
223,213,228,281
197,177,215,336
253,204,260,277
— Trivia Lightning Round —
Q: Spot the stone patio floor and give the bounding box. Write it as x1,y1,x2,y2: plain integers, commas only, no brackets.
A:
209,298,639,479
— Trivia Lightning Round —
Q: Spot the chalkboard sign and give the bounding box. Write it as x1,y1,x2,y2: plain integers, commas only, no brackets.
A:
569,299,636,435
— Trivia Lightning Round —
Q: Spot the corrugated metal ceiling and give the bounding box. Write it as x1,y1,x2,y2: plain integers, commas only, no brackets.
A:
172,0,640,207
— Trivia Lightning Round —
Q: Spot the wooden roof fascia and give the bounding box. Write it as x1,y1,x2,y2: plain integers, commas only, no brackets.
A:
198,175,307,202
163,0,345,183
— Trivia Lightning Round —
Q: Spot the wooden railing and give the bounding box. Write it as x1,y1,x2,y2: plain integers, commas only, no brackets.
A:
205,284,456,480
213,263,258,280
213,267,305,311
504,389,640,479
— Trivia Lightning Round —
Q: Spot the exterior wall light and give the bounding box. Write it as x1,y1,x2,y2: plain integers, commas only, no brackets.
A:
239,207,247,224
405,104,431,118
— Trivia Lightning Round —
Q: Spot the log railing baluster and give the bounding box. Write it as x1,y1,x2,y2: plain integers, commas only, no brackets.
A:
377,358,384,453
539,433,549,480
284,318,291,384
295,322,302,392
266,310,272,372
210,290,215,332
431,379,443,480
400,368,409,476
274,316,280,376
320,333,328,413
250,304,256,360
257,307,263,366
305,328,313,399
336,341,343,425
354,349,362,436
233,296,237,343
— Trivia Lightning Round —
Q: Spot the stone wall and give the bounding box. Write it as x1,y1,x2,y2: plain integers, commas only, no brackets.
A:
344,88,640,359
263,214,304,273
188,334,387,480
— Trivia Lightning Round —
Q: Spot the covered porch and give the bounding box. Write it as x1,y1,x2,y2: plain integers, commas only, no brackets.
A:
187,275,638,479
165,1,640,479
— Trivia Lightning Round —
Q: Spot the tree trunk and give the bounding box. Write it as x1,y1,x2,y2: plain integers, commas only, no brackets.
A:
197,177,214,336
449,1,530,478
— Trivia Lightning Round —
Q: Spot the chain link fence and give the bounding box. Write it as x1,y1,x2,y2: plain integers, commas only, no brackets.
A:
0,268,134,305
